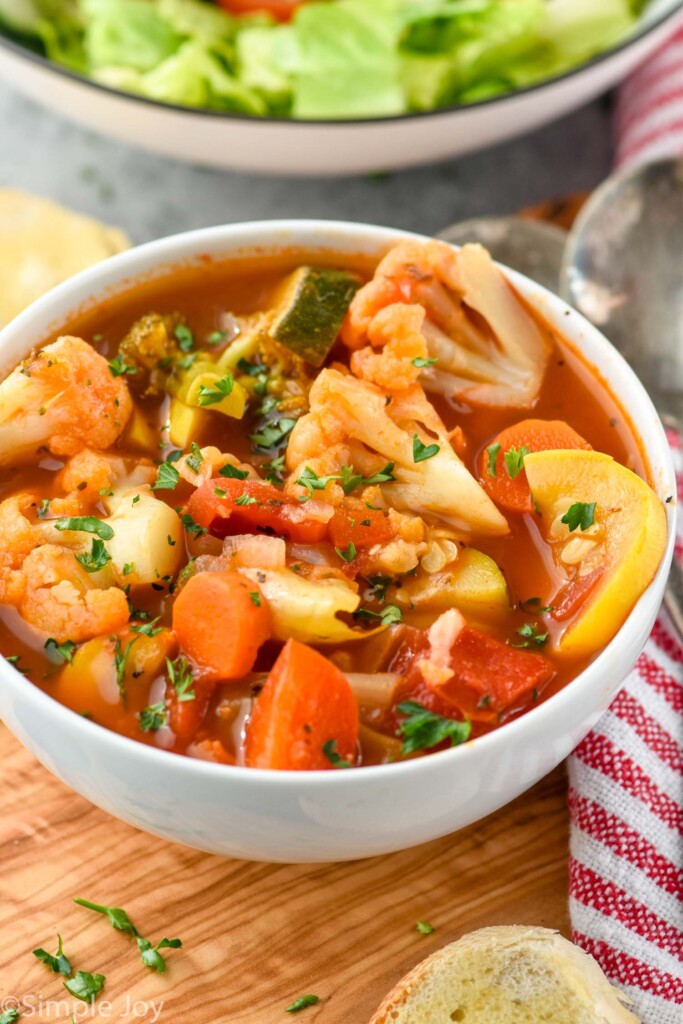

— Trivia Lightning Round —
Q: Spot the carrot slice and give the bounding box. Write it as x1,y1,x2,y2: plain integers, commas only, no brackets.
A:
172,572,271,682
245,639,359,771
479,419,591,514
328,507,392,551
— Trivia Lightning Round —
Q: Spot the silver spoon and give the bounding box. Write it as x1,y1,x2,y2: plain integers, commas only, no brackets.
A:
439,158,683,637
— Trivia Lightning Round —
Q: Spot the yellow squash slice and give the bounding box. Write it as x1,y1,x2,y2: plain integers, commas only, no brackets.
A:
524,449,667,658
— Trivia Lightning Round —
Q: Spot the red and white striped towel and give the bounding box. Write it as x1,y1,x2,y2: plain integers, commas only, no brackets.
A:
568,34,683,1019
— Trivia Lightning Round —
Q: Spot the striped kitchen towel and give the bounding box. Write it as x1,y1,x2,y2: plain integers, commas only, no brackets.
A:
567,414,683,1024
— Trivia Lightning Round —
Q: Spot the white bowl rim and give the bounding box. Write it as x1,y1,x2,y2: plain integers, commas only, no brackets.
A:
1,1,681,127
0,217,675,790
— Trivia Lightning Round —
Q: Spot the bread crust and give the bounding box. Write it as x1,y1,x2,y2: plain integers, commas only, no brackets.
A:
369,926,640,1024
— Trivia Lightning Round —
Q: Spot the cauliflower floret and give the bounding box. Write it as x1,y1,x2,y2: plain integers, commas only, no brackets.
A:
350,304,428,391
0,493,42,604
18,545,129,643
0,336,133,465
343,241,550,407
287,368,508,536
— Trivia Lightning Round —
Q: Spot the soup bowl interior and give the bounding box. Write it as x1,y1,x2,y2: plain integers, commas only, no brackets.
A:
0,220,675,862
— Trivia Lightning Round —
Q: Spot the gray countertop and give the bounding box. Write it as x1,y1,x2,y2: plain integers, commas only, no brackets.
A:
0,83,614,241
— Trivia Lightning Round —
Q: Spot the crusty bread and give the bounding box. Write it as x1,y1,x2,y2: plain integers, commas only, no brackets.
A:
369,926,640,1024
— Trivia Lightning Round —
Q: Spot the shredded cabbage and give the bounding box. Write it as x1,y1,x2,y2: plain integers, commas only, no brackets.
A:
0,0,652,119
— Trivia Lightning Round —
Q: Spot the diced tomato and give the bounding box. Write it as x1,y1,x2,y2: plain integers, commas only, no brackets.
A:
187,478,331,545
214,0,305,21
244,639,359,771
391,625,553,726
328,507,392,551
551,569,603,622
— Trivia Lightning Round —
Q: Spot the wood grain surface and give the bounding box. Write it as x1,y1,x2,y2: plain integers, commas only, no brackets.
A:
0,724,569,1024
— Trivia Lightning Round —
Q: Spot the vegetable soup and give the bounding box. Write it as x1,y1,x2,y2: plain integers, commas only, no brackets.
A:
0,239,667,770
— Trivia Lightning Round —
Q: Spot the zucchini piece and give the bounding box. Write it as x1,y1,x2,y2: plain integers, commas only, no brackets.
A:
269,266,361,366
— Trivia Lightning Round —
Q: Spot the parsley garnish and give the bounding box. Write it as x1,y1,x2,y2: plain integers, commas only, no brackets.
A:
197,375,234,407
396,701,471,754
74,898,181,974
45,638,76,665
367,575,394,602
152,462,180,491
339,462,396,494
64,970,105,1002
186,442,204,474
75,538,111,574
561,501,596,532
0,1010,20,1023
174,324,194,353
207,330,227,345
140,702,167,732
264,455,286,485
503,445,530,479
54,516,113,541
514,622,549,648
296,466,339,498
122,562,135,576
354,604,402,627
166,656,195,702
249,418,296,453
286,995,320,1013
520,597,554,614
74,897,137,935
180,512,207,537
412,435,440,463
486,442,501,477
37,498,51,518
33,934,72,976
219,463,249,481
249,592,261,607
412,356,438,368
113,637,137,703
335,542,357,563
130,617,164,637
416,921,435,936
322,739,351,769
136,936,182,973
107,353,136,378
6,655,28,674
235,493,257,507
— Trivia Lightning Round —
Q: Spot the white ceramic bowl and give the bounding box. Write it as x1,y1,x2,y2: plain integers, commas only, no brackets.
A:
0,220,675,862
0,2,682,176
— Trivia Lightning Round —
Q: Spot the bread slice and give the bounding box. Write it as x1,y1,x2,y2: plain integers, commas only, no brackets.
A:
369,926,639,1024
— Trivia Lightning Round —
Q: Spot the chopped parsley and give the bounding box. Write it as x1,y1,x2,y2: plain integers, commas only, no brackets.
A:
235,493,257,507
285,995,320,1013
186,442,204,474
519,597,554,615
74,898,181,974
54,516,114,541
32,933,72,976
152,462,180,491
140,702,167,733
75,538,112,574
113,637,138,703
6,655,28,674
249,592,261,607
486,442,501,477
64,970,105,1002
367,575,394,602
340,462,396,494
335,542,357,563
412,356,438,368
122,562,135,576
166,656,195,702
0,1010,20,1024
396,701,471,754
174,324,194,353
219,463,249,481
130,617,164,637
296,466,339,498
137,936,182,973
107,353,136,378
207,330,227,345
180,512,207,538
503,445,530,479
37,498,51,518
74,897,137,935
412,434,440,463
44,638,77,665
561,501,596,532
214,487,227,498
197,374,235,407
249,418,296,453
416,921,435,936
354,604,402,627
322,739,351,769
514,622,549,648
264,455,286,485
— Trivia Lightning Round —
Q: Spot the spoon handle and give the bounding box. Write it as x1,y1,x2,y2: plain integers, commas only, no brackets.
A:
663,559,683,642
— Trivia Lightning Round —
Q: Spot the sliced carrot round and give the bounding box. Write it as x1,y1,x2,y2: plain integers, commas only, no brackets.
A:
172,571,271,683
479,419,591,514
245,639,359,771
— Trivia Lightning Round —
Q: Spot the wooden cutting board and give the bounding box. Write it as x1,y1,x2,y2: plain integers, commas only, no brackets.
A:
0,724,569,1023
